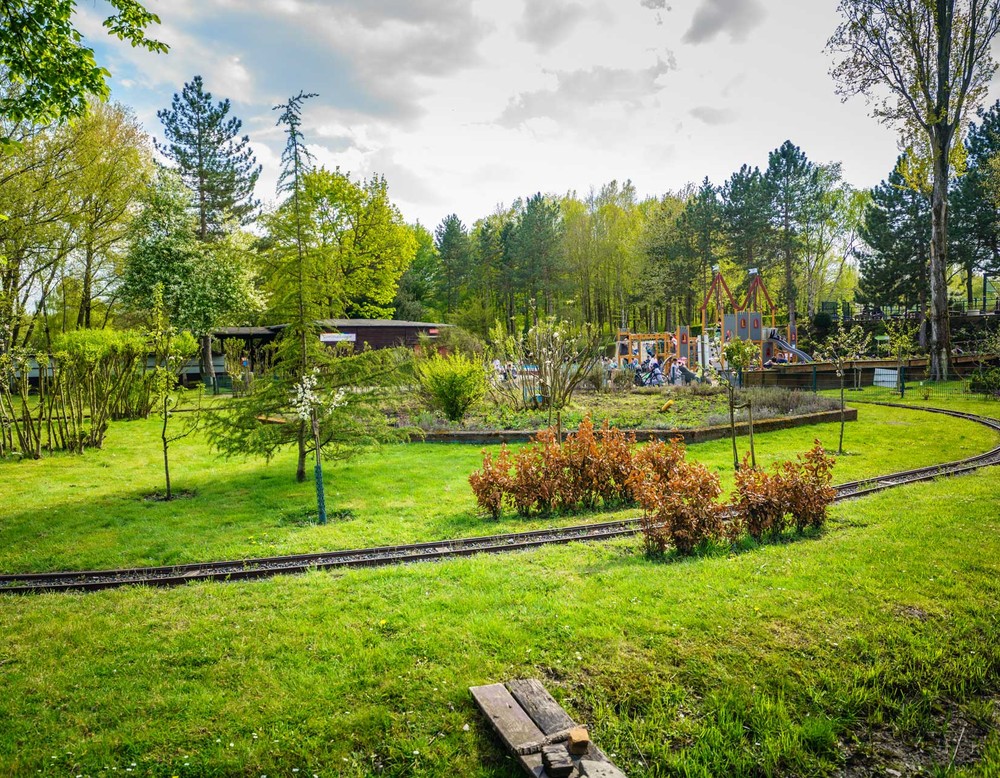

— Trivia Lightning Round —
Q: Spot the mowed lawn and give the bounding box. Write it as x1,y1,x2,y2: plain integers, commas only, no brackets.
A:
0,469,998,776
1,401,999,776
0,402,997,573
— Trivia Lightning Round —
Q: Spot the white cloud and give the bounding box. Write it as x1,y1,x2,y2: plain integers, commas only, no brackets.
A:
683,0,766,44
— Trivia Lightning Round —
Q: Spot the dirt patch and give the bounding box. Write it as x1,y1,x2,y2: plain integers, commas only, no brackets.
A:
837,698,998,776
142,489,196,502
894,604,933,621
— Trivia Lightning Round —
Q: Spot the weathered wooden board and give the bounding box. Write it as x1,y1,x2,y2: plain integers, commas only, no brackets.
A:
470,683,546,777
471,679,627,777
508,679,576,735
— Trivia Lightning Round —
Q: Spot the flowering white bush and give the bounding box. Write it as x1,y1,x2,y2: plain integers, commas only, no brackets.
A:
290,368,346,422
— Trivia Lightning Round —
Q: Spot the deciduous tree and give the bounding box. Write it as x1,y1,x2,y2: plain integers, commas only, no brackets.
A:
828,0,1000,378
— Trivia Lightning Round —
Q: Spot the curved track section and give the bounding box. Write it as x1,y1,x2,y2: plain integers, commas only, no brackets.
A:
3,404,998,595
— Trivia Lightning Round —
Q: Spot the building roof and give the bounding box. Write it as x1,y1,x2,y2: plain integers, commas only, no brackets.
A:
314,319,448,329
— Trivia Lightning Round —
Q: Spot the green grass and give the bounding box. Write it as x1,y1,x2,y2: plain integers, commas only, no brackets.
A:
0,402,996,573
0,467,998,776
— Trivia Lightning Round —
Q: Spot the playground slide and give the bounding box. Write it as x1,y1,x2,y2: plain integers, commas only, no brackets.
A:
767,334,814,364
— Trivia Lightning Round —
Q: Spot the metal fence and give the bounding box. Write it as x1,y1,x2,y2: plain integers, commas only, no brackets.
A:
810,365,1000,401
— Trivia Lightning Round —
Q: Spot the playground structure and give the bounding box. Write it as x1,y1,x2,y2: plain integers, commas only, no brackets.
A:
614,268,813,374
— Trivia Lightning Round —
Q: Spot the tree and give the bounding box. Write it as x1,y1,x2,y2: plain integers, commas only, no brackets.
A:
721,165,772,274
64,101,152,329
765,140,820,327
434,214,473,315
952,100,1000,306
120,169,262,341
156,76,261,238
295,168,416,320
858,158,932,314
0,0,166,141
828,0,1000,379
721,338,761,470
819,321,871,454
156,75,262,386
393,223,440,321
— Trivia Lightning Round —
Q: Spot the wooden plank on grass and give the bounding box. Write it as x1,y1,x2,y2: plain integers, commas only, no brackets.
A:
508,678,576,735
470,683,546,776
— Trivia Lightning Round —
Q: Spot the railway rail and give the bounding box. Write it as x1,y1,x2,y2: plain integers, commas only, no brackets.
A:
3,403,998,595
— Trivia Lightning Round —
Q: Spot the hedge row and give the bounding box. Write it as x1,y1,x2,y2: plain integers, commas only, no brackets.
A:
468,418,836,555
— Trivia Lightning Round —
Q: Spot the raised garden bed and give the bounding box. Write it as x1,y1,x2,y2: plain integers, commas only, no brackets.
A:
415,407,858,445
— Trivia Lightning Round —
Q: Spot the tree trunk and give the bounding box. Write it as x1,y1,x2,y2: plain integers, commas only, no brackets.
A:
162,396,172,500
838,373,845,455
928,132,953,380
296,422,307,482
76,243,94,329
201,333,215,389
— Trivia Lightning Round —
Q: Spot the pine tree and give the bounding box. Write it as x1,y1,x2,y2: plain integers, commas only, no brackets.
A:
765,140,820,327
857,158,931,311
434,214,473,314
721,165,773,275
156,75,261,239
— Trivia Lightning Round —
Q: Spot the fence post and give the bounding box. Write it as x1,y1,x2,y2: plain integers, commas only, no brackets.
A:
899,365,906,398
811,364,817,394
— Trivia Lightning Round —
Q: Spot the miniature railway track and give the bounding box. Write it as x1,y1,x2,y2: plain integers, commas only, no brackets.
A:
3,404,998,595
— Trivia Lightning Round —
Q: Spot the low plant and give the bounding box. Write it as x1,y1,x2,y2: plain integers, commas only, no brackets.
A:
468,445,512,519
633,458,724,556
732,457,789,541
414,351,486,422
783,441,836,532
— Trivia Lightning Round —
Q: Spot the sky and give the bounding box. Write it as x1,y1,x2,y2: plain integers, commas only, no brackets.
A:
79,0,978,229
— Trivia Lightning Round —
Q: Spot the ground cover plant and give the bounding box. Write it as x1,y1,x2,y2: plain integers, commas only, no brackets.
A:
0,466,998,776
0,403,995,574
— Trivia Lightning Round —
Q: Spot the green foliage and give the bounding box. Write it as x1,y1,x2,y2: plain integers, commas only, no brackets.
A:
204,336,409,477
262,168,417,322
120,169,263,334
156,75,261,236
414,351,486,422
722,337,760,371
968,366,1000,397
0,0,166,136
486,318,606,411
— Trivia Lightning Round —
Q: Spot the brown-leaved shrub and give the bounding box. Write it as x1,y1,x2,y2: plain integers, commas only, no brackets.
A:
783,440,836,531
633,457,723,556
468,445,512,519
732,456,789,540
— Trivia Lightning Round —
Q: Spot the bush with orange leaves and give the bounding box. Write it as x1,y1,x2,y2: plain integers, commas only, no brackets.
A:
782,440,836,531
468,445,512,519
469,416,644,518
632,456,724,555
732,455,789,540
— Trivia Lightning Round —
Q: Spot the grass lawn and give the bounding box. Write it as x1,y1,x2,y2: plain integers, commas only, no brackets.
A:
0,403,997,573
0,466,998,776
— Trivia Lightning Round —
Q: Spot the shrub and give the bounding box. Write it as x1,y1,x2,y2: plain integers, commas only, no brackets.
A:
468,445,512,519
510,428,564,515
628,436,686,502
595,422,637,505
634,458,723,556
414,351,486,422
732,456,788,540
783,441,836,531
969,366,1000,398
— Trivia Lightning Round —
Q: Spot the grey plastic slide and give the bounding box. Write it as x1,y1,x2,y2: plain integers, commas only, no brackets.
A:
767,332,814,363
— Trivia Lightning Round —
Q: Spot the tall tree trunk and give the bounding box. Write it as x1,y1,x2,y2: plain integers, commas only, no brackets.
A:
928,130,953,380
76,243,94,329
201,334,216,388
296,421,307,482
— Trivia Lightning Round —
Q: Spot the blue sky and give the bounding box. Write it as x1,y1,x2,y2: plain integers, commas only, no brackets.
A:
79,0,983,228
